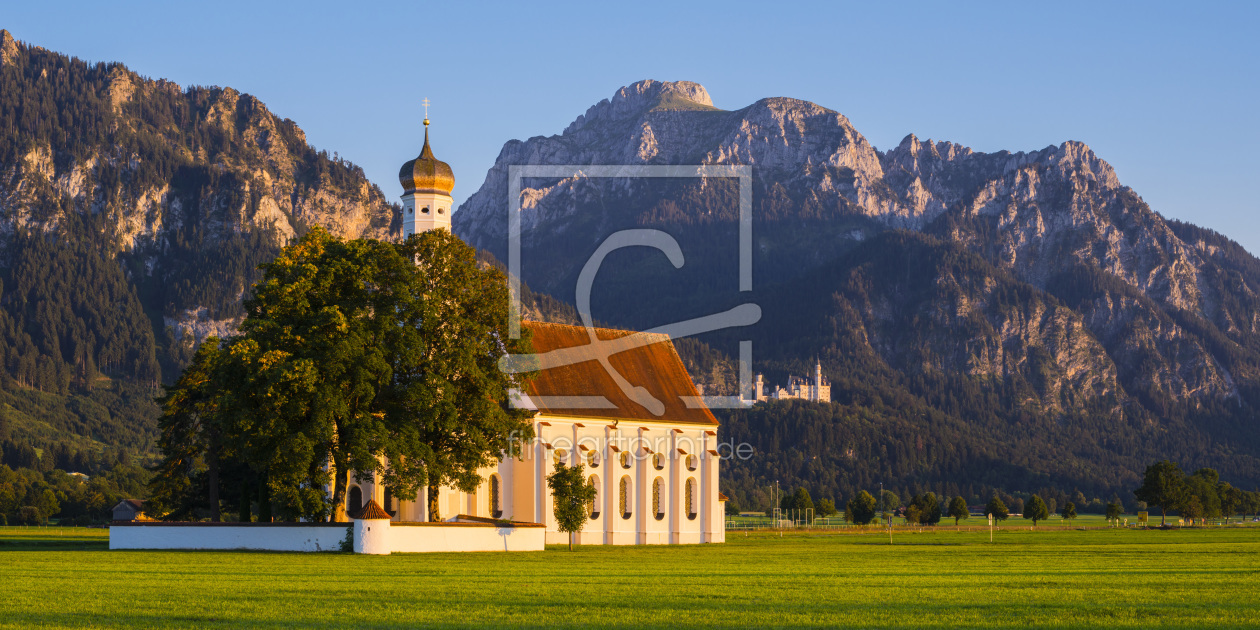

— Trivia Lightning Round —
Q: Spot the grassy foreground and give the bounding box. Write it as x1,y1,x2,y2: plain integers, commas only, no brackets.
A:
1,526,1258,628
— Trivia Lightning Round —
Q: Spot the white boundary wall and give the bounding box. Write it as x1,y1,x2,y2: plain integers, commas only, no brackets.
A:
109,522,546,553
390,523,544,552
110,524,345,552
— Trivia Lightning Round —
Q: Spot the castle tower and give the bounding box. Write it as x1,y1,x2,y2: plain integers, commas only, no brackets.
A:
813,360,823,403
399,107,455,238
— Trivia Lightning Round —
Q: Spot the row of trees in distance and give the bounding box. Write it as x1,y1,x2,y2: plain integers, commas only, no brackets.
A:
751,459,1260,529
1133,461,1260,526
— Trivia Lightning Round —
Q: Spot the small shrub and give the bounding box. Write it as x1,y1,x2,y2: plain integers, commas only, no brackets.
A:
339,525,353,552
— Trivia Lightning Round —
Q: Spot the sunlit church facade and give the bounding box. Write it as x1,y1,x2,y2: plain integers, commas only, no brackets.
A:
337,117,725,545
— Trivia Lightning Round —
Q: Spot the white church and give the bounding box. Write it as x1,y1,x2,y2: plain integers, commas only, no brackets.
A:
343,117,727,545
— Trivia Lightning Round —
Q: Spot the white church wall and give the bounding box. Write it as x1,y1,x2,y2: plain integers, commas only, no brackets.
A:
325,414,725,547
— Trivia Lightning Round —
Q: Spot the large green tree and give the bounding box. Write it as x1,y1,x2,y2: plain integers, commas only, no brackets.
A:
781,487,815,522
1134,460,1187,527
948,496,969,525
148,339,227,521
817,498,838,517
985,496,1009,521
908,492,942,525
149,228,534,522
1024,495,1049,526
1060,501,1077,524
1242,490,1260,521
1180,469,1222,522
1218,483,1241,523
1105,501,1123,524
847,490,877,525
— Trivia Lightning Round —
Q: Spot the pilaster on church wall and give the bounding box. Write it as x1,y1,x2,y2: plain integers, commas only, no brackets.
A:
668,429,682,543
635,426,649,543
604,424,617,541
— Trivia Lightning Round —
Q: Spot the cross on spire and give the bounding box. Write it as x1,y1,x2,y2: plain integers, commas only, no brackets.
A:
422,97,430,126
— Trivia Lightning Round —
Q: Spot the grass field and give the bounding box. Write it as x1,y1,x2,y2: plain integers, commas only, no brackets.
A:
1,526,1258,628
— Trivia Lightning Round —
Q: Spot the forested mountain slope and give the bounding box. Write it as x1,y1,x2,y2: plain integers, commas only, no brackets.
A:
0,29,397,467
456,80,1260,504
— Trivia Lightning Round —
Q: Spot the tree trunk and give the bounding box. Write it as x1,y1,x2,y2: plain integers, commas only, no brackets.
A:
569,531,573,551
207,450,221,523
330,464,349,522
238,478,251,523
257,476,272,523
428,483,441,522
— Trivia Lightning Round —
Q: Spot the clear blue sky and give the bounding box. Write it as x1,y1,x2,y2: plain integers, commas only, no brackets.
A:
6,1,1259,251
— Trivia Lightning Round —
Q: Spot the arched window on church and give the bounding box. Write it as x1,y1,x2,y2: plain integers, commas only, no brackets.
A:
384,488,396,517
686,478,697,520
619,476,632,519
589,475,600,519
620,452,631,469
586,450,599,468
687,455,698,471
490,474,503,519
653,477,665,521
348,486,363,516
554,448,567,467
653,453,664,470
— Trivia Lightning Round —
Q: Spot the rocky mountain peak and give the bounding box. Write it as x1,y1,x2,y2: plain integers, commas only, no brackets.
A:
1,29,19,66
563,80,716,135
1039,140,1119,189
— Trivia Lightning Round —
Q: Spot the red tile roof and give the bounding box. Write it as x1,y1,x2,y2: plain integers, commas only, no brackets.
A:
520,322,718,426
353,499,391,520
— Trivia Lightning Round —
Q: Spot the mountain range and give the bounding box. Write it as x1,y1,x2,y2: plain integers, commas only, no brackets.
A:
0,29,395,462
454,79,1260,505
1,30,1257,506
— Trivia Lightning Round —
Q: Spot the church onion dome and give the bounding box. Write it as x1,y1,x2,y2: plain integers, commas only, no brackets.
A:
399,125,455,195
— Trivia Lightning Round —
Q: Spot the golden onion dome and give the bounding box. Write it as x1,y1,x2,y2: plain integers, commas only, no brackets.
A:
398,123,454,195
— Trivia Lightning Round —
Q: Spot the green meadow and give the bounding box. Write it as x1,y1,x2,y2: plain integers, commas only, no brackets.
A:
1,526,1258,628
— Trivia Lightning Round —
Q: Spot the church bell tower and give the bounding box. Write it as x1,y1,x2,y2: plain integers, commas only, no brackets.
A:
399,101,455,237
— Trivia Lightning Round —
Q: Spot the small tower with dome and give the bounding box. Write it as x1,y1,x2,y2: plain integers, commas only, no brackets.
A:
399,100,455,237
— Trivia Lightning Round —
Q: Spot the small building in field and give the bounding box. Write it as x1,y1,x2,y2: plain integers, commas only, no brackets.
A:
111,499,145,521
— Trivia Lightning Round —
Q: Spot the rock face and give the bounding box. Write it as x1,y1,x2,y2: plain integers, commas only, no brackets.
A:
0,30,398,371
455,80,1260,452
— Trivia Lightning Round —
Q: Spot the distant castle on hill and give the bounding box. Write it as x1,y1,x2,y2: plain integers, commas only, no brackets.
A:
754,360,830,403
